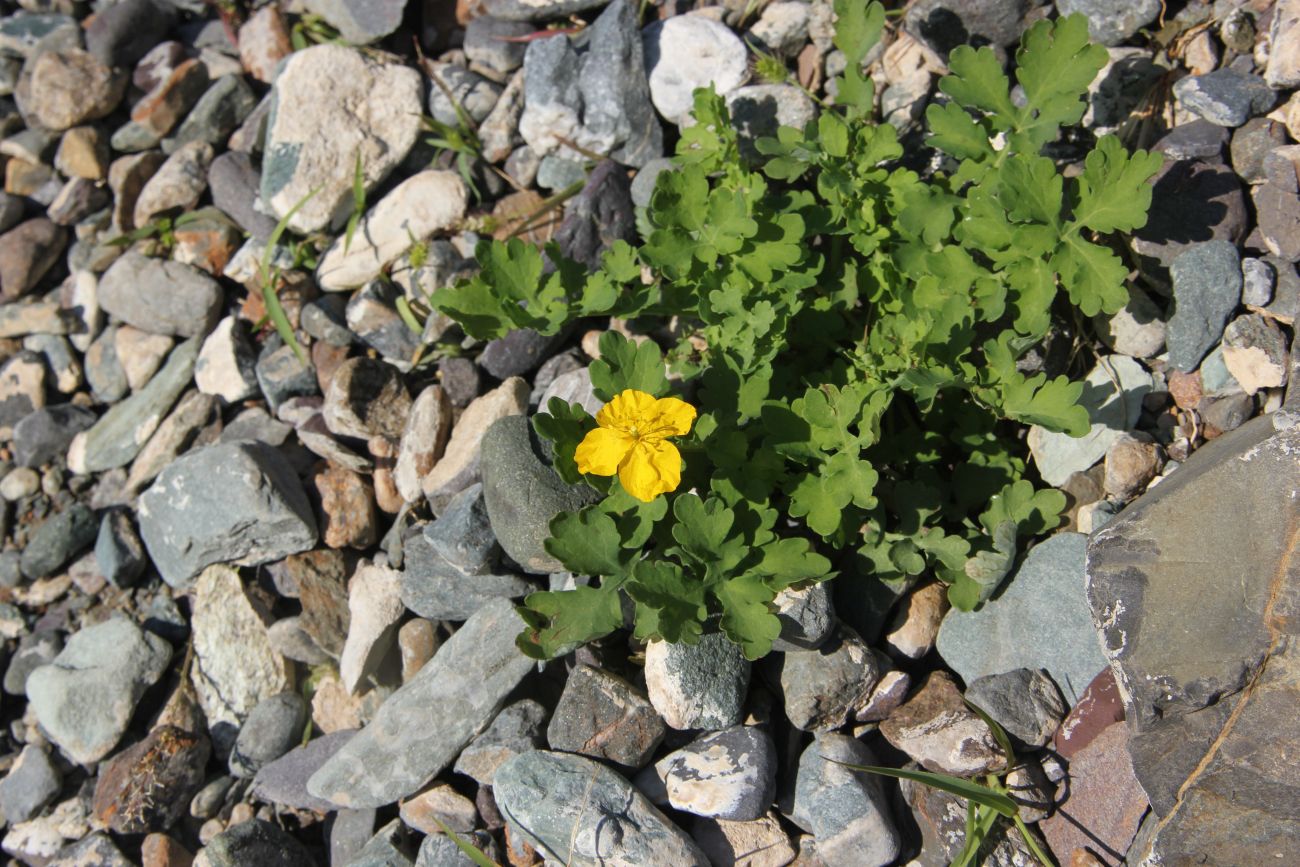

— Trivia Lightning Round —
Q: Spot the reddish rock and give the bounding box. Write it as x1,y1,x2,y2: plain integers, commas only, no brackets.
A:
309,462,378,549
1055,668,1125,759
238,6,293,84
140,833,194,867
1040,724,1148,867
286,549,351,657
93,726,210,833
880,671,1007,776
131,59,209,138
1167,369,1204,410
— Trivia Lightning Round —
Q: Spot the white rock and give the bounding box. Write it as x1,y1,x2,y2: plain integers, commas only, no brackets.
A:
316,170,469,291
644,15,749,125
114,325,173,392
339,561,405,694
0,466,40,500
261,44,423,234
195,315,259,403
421,377,529,509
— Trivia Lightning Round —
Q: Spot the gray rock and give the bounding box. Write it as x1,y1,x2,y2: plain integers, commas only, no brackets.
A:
26,618,171,764
255,337,318,413
428,63,501,126
401,532,537,621
645,633,750,730
464,16,532,74
0,15,79,60
198,819,314,867
4,630,61,696
0,219,65,300
97,250,222,338
307,597,535,808
630,156,673,209
453,698,547,785
769,624,883,732
301,294,354,347
305,0,406,45
69,337,200,474
20,502,96,579
423,484,499,574
1174,68,1277,127
86,0,178,68
484,0,608,21
251,728,358,812
964,668,1067,749
791,734,900,867
47,834,133,867
0,745,61,824
938,533,1108,705
643,14,748,125
495,750,710,865
905,0,1032,55
1056,0,1162,46
208,150,277,241
547,664,666,771
346,279,421,363
437,357,480,408
480,415,600,574
1255,145,1300,263
262,45,422,233
518,0,661,167
726,84,818,160
1027,355,1154,486
195,315,260,404
349,818,417,867
1242,256,1276,307
0,351,47,439
1168,239,1242,371
138,440,318,589
416,832,500,867
1222,312,1290,394
230,692,308,778
167,74,256,151
84,327,129,404
770,582,836,651
1230,118,1288,184
479,328,563,380
1088,416,1300,864
641,726,776,821
1093,285,1166,358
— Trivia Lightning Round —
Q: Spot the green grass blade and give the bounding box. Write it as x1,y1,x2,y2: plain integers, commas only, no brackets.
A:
394,294,423,334
965,698,1017,766
429,818,499,867
260,185,321,286
344,152,364,253
952,803,1002,867
1014,814,1059,867
259,186,321,366
828,761,1018,817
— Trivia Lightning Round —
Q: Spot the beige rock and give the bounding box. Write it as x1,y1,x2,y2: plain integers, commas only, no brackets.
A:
238,6,292,84
883,580,948,660
309,462,378,550
398,619,439,682
421,376,529,509
395,384,452,503
195,316,258,403
54,126,109,180
130,58,209,139
311,670,384,733
879,671,1007,777
339,561,404,694
855,669,911,723
1102,432,1162,501
115,326,174,391
1268,0,1300,88
399,782,478,834
689,811,796,867
22,49,126,131
133,141,214,228
126,389,218,493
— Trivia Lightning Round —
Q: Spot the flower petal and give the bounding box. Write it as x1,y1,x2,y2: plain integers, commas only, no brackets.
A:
649,396,696,437
596,389,659,433
618,439,682,502
575,427,634,476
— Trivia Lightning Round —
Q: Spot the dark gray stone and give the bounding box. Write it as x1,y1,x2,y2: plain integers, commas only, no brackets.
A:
330,807,377,865
424,484,499,574
480,414,600,574
12,404,95,468
437,356,480,408
1174,68,1277,127
554,159,637,270
251,728,358,812
0,744,61,823
1256,147,1300,262
84,327,129,404
301,293,354,347
86,0,178,68
905,0,1032,56
255,337,319,413
20,502,96,579
26,618,171,764
95,508,147,587
47,834,132,867
547,663,666,771
937,533,1107,705
350,818,417,867
478,328,562,380
495,750,710,865
964,668,1067,748
1230,118,1288,183
464,16,533,74
416,832,500,867
208,150,277,241
642,726,776,821
790,733,900,867
4,630,61,696
346,279,421,362
98,250,223,338
454,698,547,785
1200,389,1255,432
484,0,608,22
1168,239,1241,372
1056,0,1162,46
307,598,535,808
768,624,883,732
168,74,256,151
199,819,315,867
771,581,836,652
137,440,318,589
230,691,308,779
427,63,501,126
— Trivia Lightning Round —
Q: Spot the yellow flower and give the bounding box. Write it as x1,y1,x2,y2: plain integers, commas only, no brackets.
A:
575,389,696,502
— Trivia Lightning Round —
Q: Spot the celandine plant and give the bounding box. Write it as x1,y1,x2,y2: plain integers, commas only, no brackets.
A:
432,4,1163,660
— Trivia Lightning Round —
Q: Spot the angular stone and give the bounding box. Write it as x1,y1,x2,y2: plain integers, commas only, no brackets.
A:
93,725,210,834
190,565,293,743
1039,723,1147,867
547,664,665,771
963,668,1067,749
0,746,61,824
195,315,259,403
229,692,308,779
98,251,222,339
1222,313,1289,394
494,750,709,866
1131,158,1247,268
238,5,292,84
262,44,422,234
1168,239,1242,372
251,728,357,812
338,561,404,694
395,385,451,504
454,698,547,786
880,670,1008,776
169,74,257,152
769,624,883,732
422,377,529,510
27,618,171,764
138,441,317,588
125,389,220,494
133,141,213,227
20,502,97,580
0,219,65,300
400,783,478,834
310,462,378,550
307,597,535,808
323,357,411,441
642,726,776,821
1173,68,1276,127
130,58,209,141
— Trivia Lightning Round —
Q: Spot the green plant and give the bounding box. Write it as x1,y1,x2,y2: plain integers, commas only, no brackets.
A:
432,5,1162,659
106,211,206,252
343,152,365,254
258,187,322,365
841,701,1057,867
290,12,341,50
